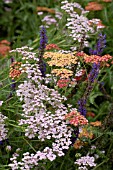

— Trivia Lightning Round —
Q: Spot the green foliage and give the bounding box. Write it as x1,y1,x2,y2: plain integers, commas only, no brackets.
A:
1,0,113,170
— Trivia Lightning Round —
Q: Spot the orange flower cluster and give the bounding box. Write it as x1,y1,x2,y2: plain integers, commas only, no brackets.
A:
9,62,22,79
73,140,85,149
57,79,70,88
65,110,88,127
85,2,103,11
79,127,93,139
46,44,60,50
37,6,55,14
0,40,11,56
90,121,102,127
83,54,112,65
73,126,93,149
52,68,73,78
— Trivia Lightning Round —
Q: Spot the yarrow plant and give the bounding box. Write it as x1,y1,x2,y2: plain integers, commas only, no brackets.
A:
61,0,97,49
8,46,76,169
1,1,113,169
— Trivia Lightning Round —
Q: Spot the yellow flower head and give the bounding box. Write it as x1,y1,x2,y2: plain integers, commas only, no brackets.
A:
44,52,78,67
52,68,73,78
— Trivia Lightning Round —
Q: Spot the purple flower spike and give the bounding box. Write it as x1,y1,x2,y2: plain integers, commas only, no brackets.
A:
39,26,48,51
89,33,106,56
39,26,48,77
78,33,106,116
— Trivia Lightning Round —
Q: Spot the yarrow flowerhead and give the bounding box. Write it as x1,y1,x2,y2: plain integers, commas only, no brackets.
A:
61,0,97,49
52,68,73,78
44,52,78,67
57,79,70,88
75,155,96,168
0,39,11,56
65,110,88,127
85,2,103,11
9,62,22,79
46,44,60,50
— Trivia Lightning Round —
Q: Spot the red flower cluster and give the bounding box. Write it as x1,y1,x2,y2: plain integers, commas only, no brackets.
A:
76,52,113,67
76,52,86,57
46,44,60,50
65,110,88,127
57,79,70,88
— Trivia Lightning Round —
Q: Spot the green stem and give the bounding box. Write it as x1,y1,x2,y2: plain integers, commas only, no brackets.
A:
92,159,109,170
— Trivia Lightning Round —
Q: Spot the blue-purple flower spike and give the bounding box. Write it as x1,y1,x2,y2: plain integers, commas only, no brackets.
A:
89,33,106,56
39,26,48,77
39,26,48,51
78,33,106,117
78,98,87,116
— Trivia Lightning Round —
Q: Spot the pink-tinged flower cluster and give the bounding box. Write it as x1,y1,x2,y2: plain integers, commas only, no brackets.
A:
75,155,96,169
9,148,57,170
65,110,88,127
37,7,62,28
9,47,74,169
61,1,95,48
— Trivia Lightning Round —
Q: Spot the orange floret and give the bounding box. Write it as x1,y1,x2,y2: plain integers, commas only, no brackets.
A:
37,6,55,14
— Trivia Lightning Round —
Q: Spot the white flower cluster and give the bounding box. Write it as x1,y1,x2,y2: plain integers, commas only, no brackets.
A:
0,101,8,142
9,148,57,170
9,47,73,169
75,155,96,170
42,15,57,28
61,0,94,48
38,11,62,28
75,62,84,77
